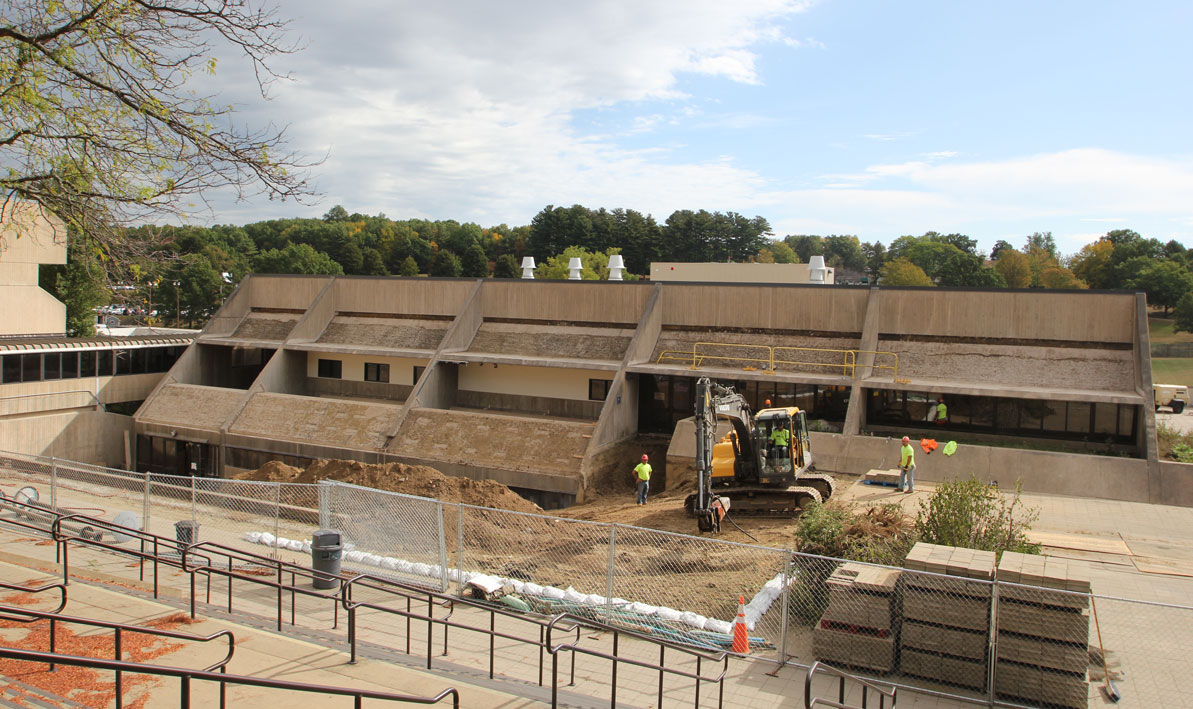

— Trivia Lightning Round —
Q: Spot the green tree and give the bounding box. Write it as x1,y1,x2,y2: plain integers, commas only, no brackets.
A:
493,254,520,278
460,243,490,277
323,205,350,222
0,0,315,278
254,243,344,275
1038,267,1088,290
1070,239,1115,289
1024,232,1058,259
398,256,420,277
880,258,933,286
429,250,462,277
39,237,108,336
1126,260,1193,313
994,250,1032,288
784,235,824,263
770,241,799,264
861,241,886,280
937,252,1007,288
989,239,1015,261
822,235,866,271
361,248,388,276
1174,293,1193,334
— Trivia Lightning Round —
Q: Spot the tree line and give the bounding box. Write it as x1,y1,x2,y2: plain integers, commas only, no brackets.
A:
37,203,1192,335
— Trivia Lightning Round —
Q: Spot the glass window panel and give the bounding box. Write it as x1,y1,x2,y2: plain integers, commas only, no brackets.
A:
1119,405,1137,439
132,348,149,374
21,353,41,382
42,352,61,380
1066,402,1092,434
2,354,22,383
114,349,131,375
98,350,114,376
1018,400,1044,433
80,351,97,377
1093,403,1118,435
1041,401,1066,432
60,352,78,379
969,397,995,428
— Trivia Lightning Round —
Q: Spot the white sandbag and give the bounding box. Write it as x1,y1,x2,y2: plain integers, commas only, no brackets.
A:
244,532,262,544
679,611,703,627
410,562,431,576
704,619,733,635
380,557,398,570
656,607,682,622
396,560,414,573
344,550,365,563
628,602,658,616
259,532,275,546
522,582,544,596
562,587,585,603
286,539,303,551
541,586,565,600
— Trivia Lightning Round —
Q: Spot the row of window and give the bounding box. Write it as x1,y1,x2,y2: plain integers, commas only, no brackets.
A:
0,347,185,385
865,390,1138,443
316,358,423,385
638,375,849,434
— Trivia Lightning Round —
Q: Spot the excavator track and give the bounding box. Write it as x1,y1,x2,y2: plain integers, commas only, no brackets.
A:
685,485,822,518
797,473,836,501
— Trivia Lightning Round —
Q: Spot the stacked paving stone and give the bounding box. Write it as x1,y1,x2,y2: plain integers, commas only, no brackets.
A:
812,563,901,672
994,552,1091,709
899,543,996,691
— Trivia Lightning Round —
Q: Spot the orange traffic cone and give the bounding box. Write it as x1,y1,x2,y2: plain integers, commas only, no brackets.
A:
732,595,749,654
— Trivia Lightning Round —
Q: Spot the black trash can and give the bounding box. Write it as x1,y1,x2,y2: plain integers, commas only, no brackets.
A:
174,520,199,547
311,529,343,590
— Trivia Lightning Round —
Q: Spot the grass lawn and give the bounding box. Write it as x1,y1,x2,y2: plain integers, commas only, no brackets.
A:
1149,316,1193,344
1152,358,1193,389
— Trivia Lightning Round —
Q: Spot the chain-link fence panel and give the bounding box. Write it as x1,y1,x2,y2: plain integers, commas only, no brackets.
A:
1083,593,1193,708
0,451,56,538
456,504,612,611
606,525,788,657
145,472,198,544
51,459,147,549
192,477,284,559
321,480,447,589
273,482,321,566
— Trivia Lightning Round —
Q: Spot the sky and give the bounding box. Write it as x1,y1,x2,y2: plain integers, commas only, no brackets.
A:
203,0,1193,257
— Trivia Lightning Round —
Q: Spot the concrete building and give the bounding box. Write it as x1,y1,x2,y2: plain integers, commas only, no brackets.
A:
130,275,1191,508
0,202,194,465
0,201,68,337
649,261,835,285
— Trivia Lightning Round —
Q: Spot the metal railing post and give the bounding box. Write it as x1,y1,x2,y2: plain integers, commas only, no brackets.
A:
456,503,464,592
987,578,1000,704
142,472,151,533
190,475,197,523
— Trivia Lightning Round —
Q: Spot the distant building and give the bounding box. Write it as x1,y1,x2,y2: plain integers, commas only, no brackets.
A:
0,202,68,337
649,261,835,285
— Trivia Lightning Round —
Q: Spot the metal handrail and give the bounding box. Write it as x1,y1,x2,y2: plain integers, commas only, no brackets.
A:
340,572,582,687
804,660,897,709
0,600,235,709
545,612,730,709
0,579,67,614
657,341,902,380
0,647,460,708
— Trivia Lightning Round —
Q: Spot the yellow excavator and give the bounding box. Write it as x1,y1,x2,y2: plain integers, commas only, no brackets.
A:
685,377,836,533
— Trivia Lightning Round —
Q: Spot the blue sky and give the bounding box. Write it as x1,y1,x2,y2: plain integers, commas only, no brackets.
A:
207,0,1193,257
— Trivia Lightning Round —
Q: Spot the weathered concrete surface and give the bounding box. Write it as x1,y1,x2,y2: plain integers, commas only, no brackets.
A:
318,315,449,350
230,311,302,341
397,407,592,477
229,392,400,450
467,321,633,361
137,383,247,431
885,340,1135,391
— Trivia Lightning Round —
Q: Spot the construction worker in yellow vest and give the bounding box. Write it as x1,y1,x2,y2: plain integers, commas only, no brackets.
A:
899,435,915,494
936,397,948,426
769,424,791,459
634,454,652,505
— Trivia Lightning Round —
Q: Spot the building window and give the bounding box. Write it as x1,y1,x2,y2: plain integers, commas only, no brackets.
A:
21,353,41,382
589,378,612,401
317,358,342,379
42,352,61,380
413,366,425,384
1,354,20,383
115,349,131,375
81,351,98,377
364,362,390,383
61,352,79,379
97,350,113,376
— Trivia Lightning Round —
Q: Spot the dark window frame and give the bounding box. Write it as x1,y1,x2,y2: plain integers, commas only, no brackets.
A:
364,362,390,383
588,378,612,401
317,358,343,379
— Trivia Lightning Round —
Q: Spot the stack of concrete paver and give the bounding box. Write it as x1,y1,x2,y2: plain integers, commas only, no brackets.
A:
899,543,996,691
812,562,901,673
994,552,1091,709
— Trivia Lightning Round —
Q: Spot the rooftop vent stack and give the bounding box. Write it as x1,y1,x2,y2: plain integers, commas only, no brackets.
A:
568,257,583,280
607,254,626,281
809,255,827,284
521,256,536,279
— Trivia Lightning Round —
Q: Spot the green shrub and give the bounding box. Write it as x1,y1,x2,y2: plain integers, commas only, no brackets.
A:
1173,443,1193,463
793,499,917,566
914,476,1040,558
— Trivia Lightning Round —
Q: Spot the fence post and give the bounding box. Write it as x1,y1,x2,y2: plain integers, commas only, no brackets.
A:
190,474,197,524
778,549,791,660
987,578,1000,704
456,503,464,592
49,456,58,512
605,524,617,615
273,484,282,561
142,472,151,532
437,501,449,592
318,482,331,529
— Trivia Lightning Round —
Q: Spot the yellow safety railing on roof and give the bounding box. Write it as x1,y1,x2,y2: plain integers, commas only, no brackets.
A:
655,342,901,380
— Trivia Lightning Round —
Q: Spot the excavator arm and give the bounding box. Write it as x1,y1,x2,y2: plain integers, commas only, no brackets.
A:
693,377,752,532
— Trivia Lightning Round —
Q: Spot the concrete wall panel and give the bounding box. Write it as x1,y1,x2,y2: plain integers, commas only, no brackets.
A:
334,277,475,316
305,352,427,386
878,290,1135,342
458,363,611,401
0,410,132,467
481,280,652,323
248,275,332,311
659,284,868,332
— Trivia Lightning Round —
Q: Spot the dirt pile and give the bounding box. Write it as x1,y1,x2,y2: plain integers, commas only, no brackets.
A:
234,458,542,514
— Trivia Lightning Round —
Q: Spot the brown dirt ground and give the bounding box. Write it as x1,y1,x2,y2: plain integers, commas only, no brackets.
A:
234,459,542,514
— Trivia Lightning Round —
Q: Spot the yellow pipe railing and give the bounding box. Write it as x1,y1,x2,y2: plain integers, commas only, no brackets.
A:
655,342,901,380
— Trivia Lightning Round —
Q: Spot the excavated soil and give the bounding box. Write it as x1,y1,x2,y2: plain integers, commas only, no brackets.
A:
234,458,542,514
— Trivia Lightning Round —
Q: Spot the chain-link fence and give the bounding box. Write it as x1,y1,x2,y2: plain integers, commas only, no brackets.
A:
3,448,1193,707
